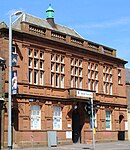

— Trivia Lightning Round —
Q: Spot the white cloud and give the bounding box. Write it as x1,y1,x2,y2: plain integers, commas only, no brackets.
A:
74,17,130,29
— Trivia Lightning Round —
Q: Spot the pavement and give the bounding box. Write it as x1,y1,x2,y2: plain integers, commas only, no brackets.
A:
10,141,130,150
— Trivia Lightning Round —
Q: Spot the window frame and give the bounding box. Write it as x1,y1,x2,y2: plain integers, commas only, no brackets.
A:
40,71,44,85
34,70,38,84
29,69,32,84
34,50,38,58
40,60,44,70
61,75,64,88
34,59,38,69
56,74,59,87
29,58,32,68
79,78,82,89
53,106,62,130
51,73,54,87
30,105,41,130
106,110,112,130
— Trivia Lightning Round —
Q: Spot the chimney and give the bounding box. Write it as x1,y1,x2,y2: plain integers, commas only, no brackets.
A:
46,4,56,28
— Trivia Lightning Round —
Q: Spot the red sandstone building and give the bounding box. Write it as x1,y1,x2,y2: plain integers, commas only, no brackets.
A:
0,5,128,148
126,68,130,141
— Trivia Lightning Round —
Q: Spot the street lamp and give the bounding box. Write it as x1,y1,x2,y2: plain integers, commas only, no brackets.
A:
8,11,23,150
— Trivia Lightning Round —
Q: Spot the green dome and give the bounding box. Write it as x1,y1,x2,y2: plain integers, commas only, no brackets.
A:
46,4,54,19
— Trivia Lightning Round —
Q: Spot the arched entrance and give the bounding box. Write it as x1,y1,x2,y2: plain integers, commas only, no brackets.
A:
72,109,81,143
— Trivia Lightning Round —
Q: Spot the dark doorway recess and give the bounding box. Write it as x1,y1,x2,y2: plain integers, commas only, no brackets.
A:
72,109,81,143
118,114,125,140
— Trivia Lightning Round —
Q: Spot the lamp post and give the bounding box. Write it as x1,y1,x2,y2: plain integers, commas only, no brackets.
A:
8,11,22,150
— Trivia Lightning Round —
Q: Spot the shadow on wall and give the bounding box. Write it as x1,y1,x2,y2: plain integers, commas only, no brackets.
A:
12,98,19,131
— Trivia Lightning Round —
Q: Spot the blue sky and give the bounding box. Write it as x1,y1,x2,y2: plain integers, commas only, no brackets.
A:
1,0,130,68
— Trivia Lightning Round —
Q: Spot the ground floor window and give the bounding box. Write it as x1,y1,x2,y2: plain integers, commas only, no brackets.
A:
30,105,41,130
106,110,111,130
53,106,62,130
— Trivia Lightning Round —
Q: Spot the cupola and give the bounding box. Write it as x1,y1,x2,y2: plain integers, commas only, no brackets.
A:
46,4,54,19
46,4,56,28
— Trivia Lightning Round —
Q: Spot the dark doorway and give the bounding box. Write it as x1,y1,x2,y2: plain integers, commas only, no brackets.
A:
72,109,81,143
118,114,125,140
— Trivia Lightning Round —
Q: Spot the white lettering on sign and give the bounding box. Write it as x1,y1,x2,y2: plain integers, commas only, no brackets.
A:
77,90,93,98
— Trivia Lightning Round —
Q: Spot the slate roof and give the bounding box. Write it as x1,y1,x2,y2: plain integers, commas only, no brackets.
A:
12,13,82,39
126,68,130,84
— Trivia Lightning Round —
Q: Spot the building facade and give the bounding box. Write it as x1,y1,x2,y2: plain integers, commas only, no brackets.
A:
126,68,130,141
0,55,6,149
0,6,128,148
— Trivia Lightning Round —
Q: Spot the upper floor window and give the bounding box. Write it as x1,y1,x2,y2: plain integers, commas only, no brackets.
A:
29,58,32,68
110,84,112,95
71,58,83,89
61,75,64,88
75,77,78,88
29,48,32,57
56,74,59,87
110,68,112,74
56,55,59,62
34,70,38,84
79,60,82,67
40,52,44,59
51,73,54,87
29,69,32,84
88,62,98,92
40,71,44,85
95,81,98,93
51,54,54,61
51,63,54,72
95,64,98,71
91,63,94,70
118,69,121,84
79,78,82,89
34,59,38,69
103,65,113,95
40,61,44,70
28,48,44,85
34,50,38,58
56,63,59,72
51,54,65,88
61,56,64,63
71,58,74,65
61,64,64,73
